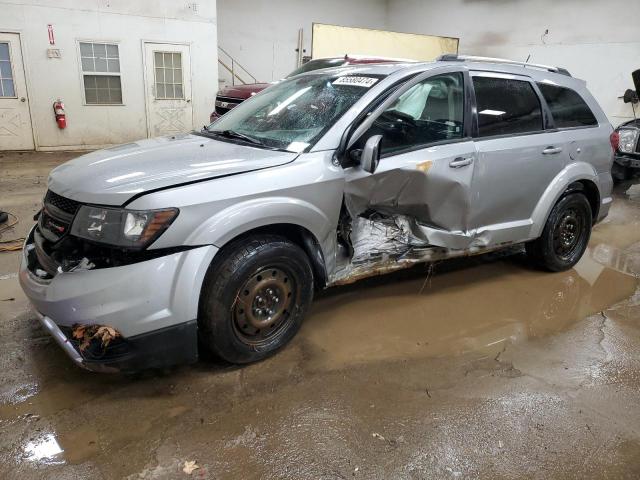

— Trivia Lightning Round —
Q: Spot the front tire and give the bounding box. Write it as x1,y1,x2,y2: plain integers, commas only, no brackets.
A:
198,235,314,364
526,192,592,272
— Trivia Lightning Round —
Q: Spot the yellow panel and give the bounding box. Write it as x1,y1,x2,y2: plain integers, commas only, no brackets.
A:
312,23,458,62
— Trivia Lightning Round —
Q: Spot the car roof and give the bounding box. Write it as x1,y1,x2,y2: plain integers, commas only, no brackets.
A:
308,58,585,89
311,55,416,63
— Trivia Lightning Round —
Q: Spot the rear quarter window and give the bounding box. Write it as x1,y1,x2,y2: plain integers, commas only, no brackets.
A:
537,83,598,128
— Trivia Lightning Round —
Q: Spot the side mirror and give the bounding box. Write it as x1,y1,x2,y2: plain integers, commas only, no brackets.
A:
361,135,382,174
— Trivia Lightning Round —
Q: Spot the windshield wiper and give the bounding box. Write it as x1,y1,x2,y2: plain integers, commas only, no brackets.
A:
210,129,263,146
197,128,291,153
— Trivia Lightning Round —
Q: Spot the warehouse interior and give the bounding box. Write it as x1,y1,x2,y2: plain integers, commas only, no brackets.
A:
1,1,640,478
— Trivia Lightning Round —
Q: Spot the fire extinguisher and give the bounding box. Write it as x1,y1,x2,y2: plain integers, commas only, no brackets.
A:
53,99,66,129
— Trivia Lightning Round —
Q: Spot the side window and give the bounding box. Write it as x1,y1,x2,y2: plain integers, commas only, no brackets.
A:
473,76,542,137
537,83,598,128
357,72,464,156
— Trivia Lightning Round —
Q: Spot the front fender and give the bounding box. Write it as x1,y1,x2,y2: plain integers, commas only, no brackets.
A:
185,196,333,250
529,161,599,239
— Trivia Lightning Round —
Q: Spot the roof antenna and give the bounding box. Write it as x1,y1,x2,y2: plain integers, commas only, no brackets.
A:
525,54,531,64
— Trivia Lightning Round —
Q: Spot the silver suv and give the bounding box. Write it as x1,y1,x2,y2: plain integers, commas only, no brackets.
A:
20,55,615,372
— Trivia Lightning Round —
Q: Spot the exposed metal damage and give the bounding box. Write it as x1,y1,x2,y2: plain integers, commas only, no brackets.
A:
25,225,192,280
330,211,502,286
329,158,519,286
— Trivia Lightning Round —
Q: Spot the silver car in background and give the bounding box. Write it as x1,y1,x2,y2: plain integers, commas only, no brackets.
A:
20,55,615,372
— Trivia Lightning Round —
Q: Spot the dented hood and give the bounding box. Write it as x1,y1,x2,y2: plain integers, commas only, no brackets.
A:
48,133,297,206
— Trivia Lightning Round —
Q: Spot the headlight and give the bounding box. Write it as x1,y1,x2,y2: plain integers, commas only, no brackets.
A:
618,128,639,153
70,206,178,248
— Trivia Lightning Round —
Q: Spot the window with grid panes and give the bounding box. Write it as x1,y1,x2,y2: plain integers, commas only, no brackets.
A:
154,52,184,100
79,42,122,104
0,43,15,97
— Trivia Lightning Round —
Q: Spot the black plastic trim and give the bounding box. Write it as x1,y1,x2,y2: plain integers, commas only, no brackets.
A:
74,320,199,373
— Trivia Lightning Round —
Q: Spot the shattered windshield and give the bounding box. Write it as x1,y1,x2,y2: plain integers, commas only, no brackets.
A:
206,73,384,152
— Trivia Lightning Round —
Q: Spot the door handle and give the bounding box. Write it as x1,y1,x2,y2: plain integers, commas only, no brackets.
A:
449,156,473,168
542,146,563,155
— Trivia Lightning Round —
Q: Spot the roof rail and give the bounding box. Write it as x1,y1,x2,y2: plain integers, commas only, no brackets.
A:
437,54,572,77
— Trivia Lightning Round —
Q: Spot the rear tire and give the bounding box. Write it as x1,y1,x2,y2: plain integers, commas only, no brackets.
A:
526,192,592,272
198,235,313,364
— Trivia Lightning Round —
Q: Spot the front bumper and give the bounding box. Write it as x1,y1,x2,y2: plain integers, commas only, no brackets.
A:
19,232,218,372
34,311,198,372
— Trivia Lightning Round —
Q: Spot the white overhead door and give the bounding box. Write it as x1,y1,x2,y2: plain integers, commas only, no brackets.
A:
143,42,193,137
0,32,34,150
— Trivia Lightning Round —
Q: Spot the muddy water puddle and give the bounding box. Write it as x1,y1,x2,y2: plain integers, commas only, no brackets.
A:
301,243,639,369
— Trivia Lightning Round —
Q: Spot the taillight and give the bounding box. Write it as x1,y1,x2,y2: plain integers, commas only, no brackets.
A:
610,131,620,152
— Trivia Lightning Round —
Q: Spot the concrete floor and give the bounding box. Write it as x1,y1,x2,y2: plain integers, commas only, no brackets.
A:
1,151,640,479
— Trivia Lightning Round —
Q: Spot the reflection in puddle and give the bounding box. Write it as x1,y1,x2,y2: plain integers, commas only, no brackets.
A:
23,433,64,465
301,242,639,369
0,382,39,406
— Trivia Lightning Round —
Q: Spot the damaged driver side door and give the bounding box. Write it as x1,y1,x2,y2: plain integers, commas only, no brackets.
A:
343,68,478,249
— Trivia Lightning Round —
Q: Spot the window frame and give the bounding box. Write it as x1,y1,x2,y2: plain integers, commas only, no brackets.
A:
469,71,553,140
76,40,124,106
345,66,474,160
535,81,600,131
0,40,17,99
152,50,185,100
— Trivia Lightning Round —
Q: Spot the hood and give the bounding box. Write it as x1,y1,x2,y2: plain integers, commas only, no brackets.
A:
218,83,271,99
48,133,298,206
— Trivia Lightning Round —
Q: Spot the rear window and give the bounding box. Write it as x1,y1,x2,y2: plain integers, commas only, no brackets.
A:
537,83,598,128
473,76,543,137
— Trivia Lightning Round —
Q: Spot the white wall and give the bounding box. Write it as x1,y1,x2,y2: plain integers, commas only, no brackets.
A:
217,0,388,83
2,0,217,149
386,0,640,126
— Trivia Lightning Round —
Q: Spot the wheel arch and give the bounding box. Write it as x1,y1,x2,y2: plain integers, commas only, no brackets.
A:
529,162,601,239
564,179,600,222
213,223,329,289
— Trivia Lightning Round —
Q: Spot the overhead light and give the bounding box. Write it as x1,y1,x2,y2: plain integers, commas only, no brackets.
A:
479,109,505,116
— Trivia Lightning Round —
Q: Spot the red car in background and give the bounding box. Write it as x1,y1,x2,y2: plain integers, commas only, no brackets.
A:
210,55,411,122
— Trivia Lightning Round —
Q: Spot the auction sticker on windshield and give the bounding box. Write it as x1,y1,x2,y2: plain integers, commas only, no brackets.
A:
333,76,379,88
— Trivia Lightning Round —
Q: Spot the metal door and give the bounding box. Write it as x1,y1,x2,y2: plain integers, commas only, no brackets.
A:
0,33,33,150
469,72,568,242
143,43,193,137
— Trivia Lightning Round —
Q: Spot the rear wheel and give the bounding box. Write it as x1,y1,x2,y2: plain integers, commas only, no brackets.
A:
199,235,313,364
526,192,592,272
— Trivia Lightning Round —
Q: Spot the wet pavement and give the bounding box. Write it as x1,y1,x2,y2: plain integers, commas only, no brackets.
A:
1,151,640,479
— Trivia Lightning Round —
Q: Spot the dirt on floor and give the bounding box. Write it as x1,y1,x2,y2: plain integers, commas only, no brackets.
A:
1,151,640,479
